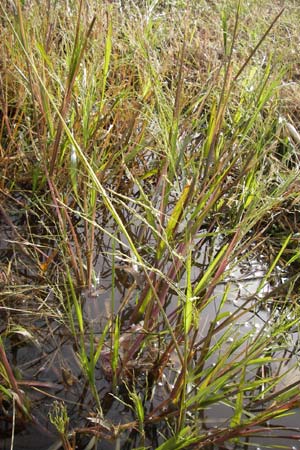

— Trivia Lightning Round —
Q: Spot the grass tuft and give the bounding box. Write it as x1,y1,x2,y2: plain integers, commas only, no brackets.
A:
1,1,300,449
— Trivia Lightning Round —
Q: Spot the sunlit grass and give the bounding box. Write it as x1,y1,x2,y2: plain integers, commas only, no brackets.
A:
1,1,300,449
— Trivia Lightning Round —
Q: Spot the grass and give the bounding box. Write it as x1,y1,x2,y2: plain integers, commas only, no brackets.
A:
1,0,300,449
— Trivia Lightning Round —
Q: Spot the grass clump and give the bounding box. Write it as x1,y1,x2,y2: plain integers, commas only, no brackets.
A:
1,1,300,449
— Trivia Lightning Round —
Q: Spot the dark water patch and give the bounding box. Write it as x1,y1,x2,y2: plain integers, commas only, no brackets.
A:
1,201,300,449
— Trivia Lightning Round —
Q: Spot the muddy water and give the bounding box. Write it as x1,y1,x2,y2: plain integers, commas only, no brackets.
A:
1,220,300,449
80,260,300,449
198,264,300,450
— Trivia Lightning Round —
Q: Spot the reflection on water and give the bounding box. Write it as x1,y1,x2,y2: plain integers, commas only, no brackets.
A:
1,224,300,450
197,261,300,449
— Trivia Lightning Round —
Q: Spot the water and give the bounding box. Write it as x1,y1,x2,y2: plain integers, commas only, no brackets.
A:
1,213,300,449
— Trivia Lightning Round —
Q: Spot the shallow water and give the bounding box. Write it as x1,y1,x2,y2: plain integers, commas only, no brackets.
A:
1,213,300,449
